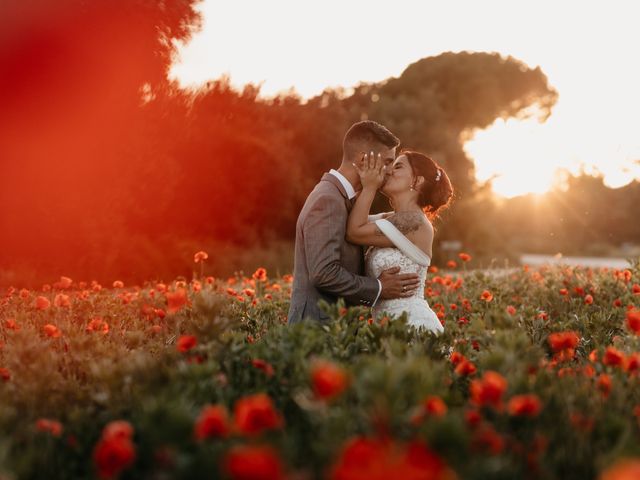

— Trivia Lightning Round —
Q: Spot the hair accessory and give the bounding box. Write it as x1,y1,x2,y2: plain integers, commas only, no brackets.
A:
435,169,442,182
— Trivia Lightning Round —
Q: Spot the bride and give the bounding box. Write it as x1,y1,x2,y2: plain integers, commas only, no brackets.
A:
346,150,453,335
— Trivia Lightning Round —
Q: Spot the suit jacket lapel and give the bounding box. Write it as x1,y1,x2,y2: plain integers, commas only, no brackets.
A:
320,173,364,260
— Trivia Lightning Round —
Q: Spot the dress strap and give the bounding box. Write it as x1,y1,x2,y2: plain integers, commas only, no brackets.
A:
374,219,431,267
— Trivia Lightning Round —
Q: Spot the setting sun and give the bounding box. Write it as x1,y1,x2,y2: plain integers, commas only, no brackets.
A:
171,0,640,198
463,117,563,197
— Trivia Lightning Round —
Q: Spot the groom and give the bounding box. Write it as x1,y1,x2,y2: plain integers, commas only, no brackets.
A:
287,120,421,324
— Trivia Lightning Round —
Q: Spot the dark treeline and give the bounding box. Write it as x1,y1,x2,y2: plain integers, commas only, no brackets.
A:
0,0,636,286
490,173,640,258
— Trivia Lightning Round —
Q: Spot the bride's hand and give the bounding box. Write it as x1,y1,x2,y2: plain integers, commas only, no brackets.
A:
353,151,386,190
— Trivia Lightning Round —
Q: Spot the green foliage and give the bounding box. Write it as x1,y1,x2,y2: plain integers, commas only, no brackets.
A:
0,263,639,478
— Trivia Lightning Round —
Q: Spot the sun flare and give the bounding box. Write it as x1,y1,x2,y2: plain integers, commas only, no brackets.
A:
463,117,564,198
171,0,640,199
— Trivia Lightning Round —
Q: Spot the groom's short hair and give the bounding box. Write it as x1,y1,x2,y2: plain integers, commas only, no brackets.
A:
343,120,400,159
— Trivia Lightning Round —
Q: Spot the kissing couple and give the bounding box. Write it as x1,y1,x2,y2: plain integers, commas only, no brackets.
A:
287,120,453,335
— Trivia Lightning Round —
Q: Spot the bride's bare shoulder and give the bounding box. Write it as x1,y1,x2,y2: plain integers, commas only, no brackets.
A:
388,212,433,256
387,211,430,235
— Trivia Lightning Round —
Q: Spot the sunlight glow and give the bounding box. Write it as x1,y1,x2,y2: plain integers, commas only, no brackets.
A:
170,0,640,198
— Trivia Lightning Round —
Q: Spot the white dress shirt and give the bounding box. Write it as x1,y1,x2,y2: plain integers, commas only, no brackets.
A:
328,169,382,306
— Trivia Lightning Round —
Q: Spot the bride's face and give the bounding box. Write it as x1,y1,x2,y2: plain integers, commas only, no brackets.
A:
381,155,414,196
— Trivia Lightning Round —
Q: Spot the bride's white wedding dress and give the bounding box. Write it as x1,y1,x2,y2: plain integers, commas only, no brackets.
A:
365,217,444,335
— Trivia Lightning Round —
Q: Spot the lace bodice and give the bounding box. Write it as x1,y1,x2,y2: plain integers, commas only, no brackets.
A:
363,219,443,335
365,247,428,303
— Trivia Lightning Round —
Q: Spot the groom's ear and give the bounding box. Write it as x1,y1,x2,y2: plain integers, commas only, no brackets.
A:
354,151,367,168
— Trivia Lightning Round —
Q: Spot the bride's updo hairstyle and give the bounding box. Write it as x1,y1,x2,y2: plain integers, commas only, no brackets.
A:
403,150,453,221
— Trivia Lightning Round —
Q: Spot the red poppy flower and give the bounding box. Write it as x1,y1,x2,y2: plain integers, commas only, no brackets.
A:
597,373,612,398
177,335,197,353
506,305,516,315
412,396,448,425
223,444,285,480
112,280,124,289
194,405,230,441
93,435,136,479
36,418,63,437
310,360,349,401
584,294,594,305
4,318,19,330
458,252,471,262
0,368,10,382
624,353,640,374
252,359,275,377
626,309,640,335
507,394,542,417
53,293,71,308
455,359,477,376
102,421,134,441
450,352,465,366
194,251,209,263
43,324,61,338
165,288,188,313
599,459,640,480
252,268,268,282
86,318,109,335
243,288,255,298
480,290,493,302
330,436,454,480
548,331,580,353
234,393,284,436
603,347,625,367
35,296,51,310
470,371,507,409
464,409,482,429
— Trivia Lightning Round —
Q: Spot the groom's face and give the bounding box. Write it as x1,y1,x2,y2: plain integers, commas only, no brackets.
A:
379,146,397,187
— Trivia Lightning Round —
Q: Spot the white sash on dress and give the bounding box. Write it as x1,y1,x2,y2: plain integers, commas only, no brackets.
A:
367,213,388,222
374,219,431,267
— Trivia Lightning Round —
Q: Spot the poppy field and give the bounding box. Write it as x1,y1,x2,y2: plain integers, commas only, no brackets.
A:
1,253,640,479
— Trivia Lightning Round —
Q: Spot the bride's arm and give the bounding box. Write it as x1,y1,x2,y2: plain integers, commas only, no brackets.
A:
346,153,395,247
346,185,394,247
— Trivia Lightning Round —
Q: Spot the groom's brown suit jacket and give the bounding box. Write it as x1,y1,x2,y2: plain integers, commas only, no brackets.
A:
287,173,380,324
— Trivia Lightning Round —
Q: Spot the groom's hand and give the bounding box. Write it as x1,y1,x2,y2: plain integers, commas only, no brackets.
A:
378,267,420,299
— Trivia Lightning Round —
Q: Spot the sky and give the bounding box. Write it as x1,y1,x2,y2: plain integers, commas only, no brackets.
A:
170,0,640,198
